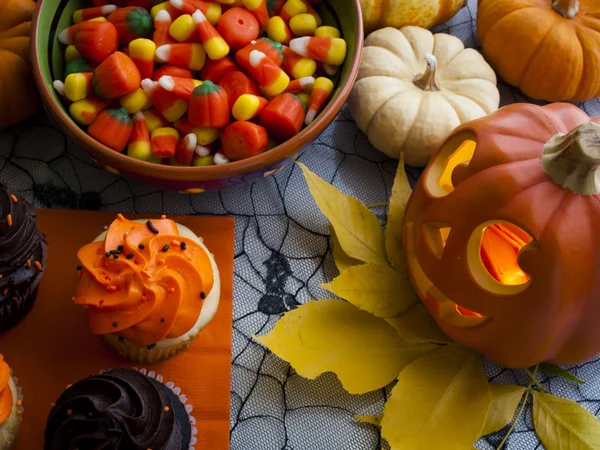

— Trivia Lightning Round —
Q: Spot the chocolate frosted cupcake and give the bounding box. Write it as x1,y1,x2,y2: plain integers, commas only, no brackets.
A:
0,185,47,331
44,368,196,449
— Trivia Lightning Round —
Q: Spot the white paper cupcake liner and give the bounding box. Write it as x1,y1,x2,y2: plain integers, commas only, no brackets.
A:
102,332,195,364
0,369,24,450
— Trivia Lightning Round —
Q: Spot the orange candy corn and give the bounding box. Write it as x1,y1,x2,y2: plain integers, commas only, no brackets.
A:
284,76,314,94
151,127,179,157
222,121,268,161
158,75,202,101
242,0,269,28
198,55,237,82
153,10,176,47
69,96,110,125
143,108,170,132
305,76,333,124
93,51,141,99
58,21,118,63
107,6,154,46
218,70,261,109
174,132,197,165
289,36,346,66
260,92,305,141
169,0,222,25
188,80,229,128
88,108,133,151
152,64,193,80
127,111,153,161
247,50,289,96
72,5,117,23
141,78,189,122
192,9,230,61
155,43,206,71
129,38,156,79
235,38,283,75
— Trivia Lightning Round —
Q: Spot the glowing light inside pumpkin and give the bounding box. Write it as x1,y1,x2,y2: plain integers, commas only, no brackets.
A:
437,140,477,193
480,223,532,285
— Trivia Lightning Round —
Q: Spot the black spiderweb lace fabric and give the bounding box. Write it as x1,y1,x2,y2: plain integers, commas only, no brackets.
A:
2,3,600,448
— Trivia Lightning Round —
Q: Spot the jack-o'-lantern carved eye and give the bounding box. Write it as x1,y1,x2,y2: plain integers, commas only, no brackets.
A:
423,223,451,259
425,132,477,198
468,221,533,295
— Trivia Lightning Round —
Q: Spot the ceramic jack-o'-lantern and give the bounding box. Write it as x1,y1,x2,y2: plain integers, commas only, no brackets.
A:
403,102,600,369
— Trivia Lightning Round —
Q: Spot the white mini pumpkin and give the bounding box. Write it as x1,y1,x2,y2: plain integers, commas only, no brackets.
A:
349,27,499,167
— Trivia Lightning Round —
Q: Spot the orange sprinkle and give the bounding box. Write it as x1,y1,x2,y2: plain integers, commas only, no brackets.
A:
117,213,125,220
50,402,56,408
6,215,12,227
0,274,2,279
26,259,31,268
106,285,118,293
161,215,167,219
10,194,18,203
171,240,181,246
164,406,169,412
169,287,175,293
34,261,42,270
16,410,22,416
16,400,22,406
67,409,72,416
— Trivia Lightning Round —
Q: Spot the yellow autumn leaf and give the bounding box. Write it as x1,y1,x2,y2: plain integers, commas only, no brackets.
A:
385,155,412,272
355,414,383,427
385,303,452,345
481,384,526,436
298,162,388,266
532,391,600,450
322,263,416,318
381,346,491,450
254,299,436,395
330,226,362,272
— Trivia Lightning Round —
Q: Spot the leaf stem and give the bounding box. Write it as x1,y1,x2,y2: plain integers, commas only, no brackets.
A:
495,365,539,450
366,202,389,209
524,368,547,393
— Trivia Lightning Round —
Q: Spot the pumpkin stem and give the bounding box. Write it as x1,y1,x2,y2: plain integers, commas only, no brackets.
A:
552,0,579,18
413,53,441,92
541,122,600,195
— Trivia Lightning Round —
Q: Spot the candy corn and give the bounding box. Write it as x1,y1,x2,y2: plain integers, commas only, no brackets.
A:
151,127,179,157
305,76,333,124
279,0,306,22
65,45,81,64
72,4,117,23
65,59,97,78
58,21,118,62
296,91,309,107
174,133,197,165
151,1,182,18
189,81,230,128
169,0,222,25
53,80,66,97
260,92,305,141
153,10,176,47
213,151,230,165
284,76,314,94
129,38,156,79
289,13,316,37
282,45,315,79
169,14,198,42
173,118,220,145
289,36,346,66
143,108,169,132
107,6,154,45
222,121,268,161
192,154,215,166
141,78,189,122
192,10,229,61
247,50,289,96
69,97,110,125
218,70,261,109
120,87,152,113
232,94,268,121
314,25,339,38
155,43,206,71
152,64,193,80
266,16,291,44
158,76,202,101
88,108,133,151
64,72,93,102
93,51,141,99
299,0,322,26
127,111,153,160
242,0,269,28
198,55,237,82
235,37,283,74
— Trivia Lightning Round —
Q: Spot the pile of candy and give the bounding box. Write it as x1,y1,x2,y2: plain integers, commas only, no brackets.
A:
53,0,347,166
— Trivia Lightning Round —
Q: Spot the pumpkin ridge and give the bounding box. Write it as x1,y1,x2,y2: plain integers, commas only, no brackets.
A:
363,46,410,81
399,94,425,155
478,4,540,44
365,89,412,139
515,20,558,88
573,26,600,101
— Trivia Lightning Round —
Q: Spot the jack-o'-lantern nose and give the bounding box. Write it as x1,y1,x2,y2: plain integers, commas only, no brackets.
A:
541,122,600,196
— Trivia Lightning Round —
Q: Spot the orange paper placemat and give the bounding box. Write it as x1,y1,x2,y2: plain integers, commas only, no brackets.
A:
0,210,234,449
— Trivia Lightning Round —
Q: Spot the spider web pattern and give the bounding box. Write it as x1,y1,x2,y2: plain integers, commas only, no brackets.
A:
2,1,600,448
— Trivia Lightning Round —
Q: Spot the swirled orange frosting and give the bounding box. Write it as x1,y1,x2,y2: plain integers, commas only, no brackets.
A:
0,354,13,424
73,216,214,347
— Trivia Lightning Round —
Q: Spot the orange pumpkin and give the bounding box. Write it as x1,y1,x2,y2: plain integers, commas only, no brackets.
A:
477,0,600,102
360,0,465,34
403,102,600,368
0,0,40,129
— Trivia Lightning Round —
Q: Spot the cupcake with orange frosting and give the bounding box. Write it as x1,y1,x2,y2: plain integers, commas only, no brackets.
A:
0,354,23,449
72,214,220,363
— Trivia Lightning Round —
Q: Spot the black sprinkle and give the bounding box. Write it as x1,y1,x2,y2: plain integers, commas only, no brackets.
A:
103,225,108,231
105,252,111,258
138,243,145,249
108,427,122,434
118,337,124,342
76,264,82,271
117,245,124,251
146,220,159,234
109,249,121,255
200,291,206,299
147,343,156,350
126,253,134,259
112,321,118,327
160,318,165,323
180,242,187,251
113,254,119,259
162,244,169,252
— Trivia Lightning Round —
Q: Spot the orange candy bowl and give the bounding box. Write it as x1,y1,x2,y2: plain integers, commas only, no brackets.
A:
30,0,363,192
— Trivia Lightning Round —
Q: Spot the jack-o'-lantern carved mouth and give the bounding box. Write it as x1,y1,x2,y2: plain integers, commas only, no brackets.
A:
406,135,534,327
